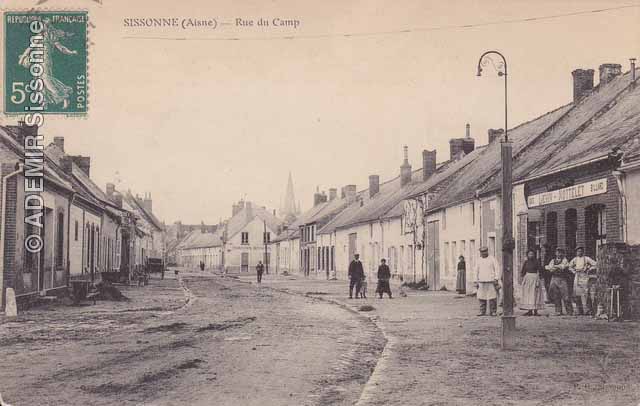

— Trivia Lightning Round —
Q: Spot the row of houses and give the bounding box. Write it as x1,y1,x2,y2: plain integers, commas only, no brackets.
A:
0,123,165,310
175,200,284,272
271,61,640,299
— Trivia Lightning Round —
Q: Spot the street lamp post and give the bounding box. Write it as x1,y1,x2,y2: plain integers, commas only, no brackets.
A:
477,51,516,349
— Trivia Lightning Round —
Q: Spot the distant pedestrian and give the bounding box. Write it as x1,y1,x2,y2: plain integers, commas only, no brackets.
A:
376,259,392,299
546,248,573,316
520,250,544,316
256,260,265,283
474,247,500,316
348,254,364,299
569,247,597,315
456,255,466,294
200,261,205,271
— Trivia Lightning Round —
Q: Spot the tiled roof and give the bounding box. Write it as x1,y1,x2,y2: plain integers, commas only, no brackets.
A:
480,68,640,193
225,204,284,240
271,226,299,243
45,144,104,209
0,127,75,192
319,168,426,234
124,192,164,231
425,103,573,211
527,71,640,177
176,229,223,249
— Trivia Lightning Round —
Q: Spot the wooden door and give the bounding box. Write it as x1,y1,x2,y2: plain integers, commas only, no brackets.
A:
427,221,440,290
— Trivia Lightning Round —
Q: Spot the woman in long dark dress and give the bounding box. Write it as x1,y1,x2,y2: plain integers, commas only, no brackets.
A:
376,259,392,299
520,250,544,316
456,255,466,294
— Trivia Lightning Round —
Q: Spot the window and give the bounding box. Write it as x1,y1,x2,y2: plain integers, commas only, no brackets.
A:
263,232,270,244
546,212,558,263
442,209,447,230
488,236,496,258
331,246,335,271
56,212,64,267
565,209,578,255
444,242,450,275
24,222,39,272
585,204,607,259
241,232,249,245
317,247,321,270
471,202,475,225
74,220,78,241
451,241,457,273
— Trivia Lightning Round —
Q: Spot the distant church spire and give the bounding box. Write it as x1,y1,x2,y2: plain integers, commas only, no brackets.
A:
280,172,299,223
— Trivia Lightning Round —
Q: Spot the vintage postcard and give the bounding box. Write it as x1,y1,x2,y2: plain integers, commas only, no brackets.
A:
0,1,639,405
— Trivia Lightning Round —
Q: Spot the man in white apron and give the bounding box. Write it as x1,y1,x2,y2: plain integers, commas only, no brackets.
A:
569,247,597,315
474,246,501,316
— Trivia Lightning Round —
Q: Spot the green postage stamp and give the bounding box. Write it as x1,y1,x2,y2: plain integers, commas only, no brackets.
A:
4,11,88,115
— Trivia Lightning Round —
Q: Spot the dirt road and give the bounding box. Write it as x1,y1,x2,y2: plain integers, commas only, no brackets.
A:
0,273,385,406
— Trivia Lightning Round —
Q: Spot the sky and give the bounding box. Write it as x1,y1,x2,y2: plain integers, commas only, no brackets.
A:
1,0,639,224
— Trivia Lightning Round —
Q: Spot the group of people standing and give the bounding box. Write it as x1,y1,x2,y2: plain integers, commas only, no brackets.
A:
520,246,597,316
347,254,393,299
458,245,597,317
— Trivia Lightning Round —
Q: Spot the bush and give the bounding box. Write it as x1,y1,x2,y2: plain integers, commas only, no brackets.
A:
402,279,430,290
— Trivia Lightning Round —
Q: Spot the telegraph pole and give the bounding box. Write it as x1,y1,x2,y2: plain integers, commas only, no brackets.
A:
477,50,515,349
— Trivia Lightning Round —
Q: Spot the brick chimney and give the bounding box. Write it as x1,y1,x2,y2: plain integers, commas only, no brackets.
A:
449,138,464,160
344,184,357,201
422,149,437,181
53,136,64,152
400,146,412,187
599,63,622,86
245,201,253,222
112,192,123,208
571,69,594,102
488,128,504,144
106,182,115,198
70,155,90,177
313,187,327,206
329,188,337,201
201,221,206,233
59,156,73,175
369,175,380,198
143,192,153,213
462,123,475,155
630,58,636,86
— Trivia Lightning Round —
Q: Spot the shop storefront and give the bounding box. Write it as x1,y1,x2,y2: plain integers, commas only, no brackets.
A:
519,161,622,267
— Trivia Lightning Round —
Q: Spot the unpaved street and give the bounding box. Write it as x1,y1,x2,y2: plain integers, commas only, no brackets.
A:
0,274,384,406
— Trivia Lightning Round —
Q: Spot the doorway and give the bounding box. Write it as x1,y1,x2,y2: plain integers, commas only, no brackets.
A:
426,221,440,290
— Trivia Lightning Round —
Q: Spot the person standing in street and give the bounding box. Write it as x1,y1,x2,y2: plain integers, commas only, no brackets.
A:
474,247,500,316
520,249,544,316
256,260,265,283
348,253,364,299
546,248,573,316
569,247,597,315
376,258,392,299
456,255,466,295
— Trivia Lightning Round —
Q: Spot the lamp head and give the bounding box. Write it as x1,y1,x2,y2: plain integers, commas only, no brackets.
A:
476,66,482,77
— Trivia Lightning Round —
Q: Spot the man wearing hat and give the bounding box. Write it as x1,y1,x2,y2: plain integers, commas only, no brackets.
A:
474,246,501,316
348,253,364,299
546,247,573,316
569,247,597,315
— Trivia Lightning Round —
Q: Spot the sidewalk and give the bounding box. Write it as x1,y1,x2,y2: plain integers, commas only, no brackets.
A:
236,271,640,406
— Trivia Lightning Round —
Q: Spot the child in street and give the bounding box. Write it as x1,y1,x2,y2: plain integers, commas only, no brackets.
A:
359,274,368,298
